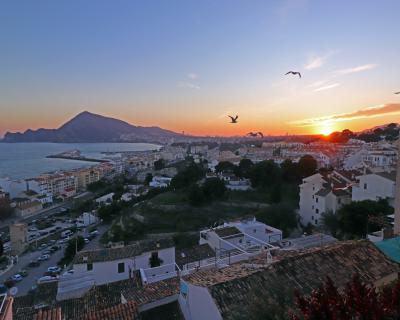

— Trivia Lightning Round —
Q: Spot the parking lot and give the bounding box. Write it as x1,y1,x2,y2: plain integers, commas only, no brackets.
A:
0,224,108,296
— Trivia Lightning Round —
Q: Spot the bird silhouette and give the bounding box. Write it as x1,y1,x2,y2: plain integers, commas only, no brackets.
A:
395,92,400,94
247,132,258,137
228,115,239,123
257,132,264,138
285,71,301,78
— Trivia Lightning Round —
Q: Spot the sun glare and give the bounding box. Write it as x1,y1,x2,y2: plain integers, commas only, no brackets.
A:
320,126,333,136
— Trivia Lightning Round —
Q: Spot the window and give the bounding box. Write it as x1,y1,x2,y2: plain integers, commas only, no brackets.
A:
311,215,314,220
364,183,367,190
338,198,342,204
253,229,257,233
118,262,125,274
316,197,319,203
315,219,318,224
312,205,314,209
316,209,319,214
239,239,242,243
87,263,93,271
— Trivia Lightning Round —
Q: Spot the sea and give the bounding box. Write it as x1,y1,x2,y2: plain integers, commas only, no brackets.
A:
0,142,161,180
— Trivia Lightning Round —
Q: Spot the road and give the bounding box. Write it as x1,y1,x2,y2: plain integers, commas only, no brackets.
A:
0,224,109,296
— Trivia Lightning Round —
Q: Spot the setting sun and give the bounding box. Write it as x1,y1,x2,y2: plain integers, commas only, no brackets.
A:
320,125,334,136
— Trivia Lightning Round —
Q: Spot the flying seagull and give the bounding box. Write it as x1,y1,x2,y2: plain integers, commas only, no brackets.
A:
247,132,258,137
257,132,264,138
285,71,301,78
395,92,400,94
228,115,239,123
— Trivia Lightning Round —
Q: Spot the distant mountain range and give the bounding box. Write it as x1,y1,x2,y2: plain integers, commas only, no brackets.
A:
2,111,182,143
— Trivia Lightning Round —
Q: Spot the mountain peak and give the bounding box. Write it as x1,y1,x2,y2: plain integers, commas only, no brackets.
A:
2,111,180,143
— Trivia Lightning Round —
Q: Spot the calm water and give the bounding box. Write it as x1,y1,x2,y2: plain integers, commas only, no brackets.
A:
0,143,160,180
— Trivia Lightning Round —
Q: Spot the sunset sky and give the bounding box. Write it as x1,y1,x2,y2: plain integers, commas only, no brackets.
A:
1,0,400,137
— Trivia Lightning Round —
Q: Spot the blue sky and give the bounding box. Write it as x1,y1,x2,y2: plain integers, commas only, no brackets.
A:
1,0,400,136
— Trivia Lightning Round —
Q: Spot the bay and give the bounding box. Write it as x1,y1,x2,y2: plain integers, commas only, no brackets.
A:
0,142,160,180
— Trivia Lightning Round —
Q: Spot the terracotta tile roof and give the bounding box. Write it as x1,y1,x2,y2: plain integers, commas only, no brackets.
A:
83,301,138,320
73,238,174,264
14,276,180,320
185,241,400,319
176,244,215,268
32,308,62,320
214,226,243,238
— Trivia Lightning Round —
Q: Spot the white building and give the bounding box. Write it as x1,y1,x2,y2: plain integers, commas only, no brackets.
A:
76,212,98,227
352,171,396,206
58,239,176,300
199,218,281,256
95,193,114,205
149,176,172,188
0,178,27,199
299,172,353,226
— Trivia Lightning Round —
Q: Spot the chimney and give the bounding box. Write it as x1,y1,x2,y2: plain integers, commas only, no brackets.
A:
394,140,400,234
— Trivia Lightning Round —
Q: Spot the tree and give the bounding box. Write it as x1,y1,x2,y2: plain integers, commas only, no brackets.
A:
154,159,165,171
292,275,400,320
187,184,205,206
97,201,122,223
321,211,340,238
256,203,298,237
281,159,300,183
297,155,317,178
59,236,85,266
249,160,281,189
215,161,236,173
144,173,153,186
270,184,282,203
202,178,226,200
337,199,393,238
171,162,205,189
0,198,14,220
234,159,254,178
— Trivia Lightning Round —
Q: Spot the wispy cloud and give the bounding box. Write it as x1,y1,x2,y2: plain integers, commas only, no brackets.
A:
304,56,325,70
188,73,198,80
334,64,378,75
177,73,200,89
177,82,200,90
314,83,340,92
291,104,400,127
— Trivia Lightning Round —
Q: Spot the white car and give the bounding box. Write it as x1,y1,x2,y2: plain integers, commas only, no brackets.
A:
38,254,50,261
37,276,58,284
62,269,74,277
47,266,62,273
11,274,23,282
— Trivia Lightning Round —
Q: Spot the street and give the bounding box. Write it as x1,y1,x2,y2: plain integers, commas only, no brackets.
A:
0,224,109,296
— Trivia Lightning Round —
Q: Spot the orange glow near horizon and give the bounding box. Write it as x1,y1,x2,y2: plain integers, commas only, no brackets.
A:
1,110,400,138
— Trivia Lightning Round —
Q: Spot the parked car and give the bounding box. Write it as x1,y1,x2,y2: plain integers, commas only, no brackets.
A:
28,261,40,268
37,276,58,284
38,254,50,261
90,230,99,236
28,227,38,232
47,266,62,273
43,249,52,255
39,243,48,250
11,274,23,282
84,238,90,244
62,269,74,277
19,270,28,277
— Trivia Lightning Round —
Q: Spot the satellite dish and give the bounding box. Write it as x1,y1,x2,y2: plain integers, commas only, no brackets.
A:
9,287,18,296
